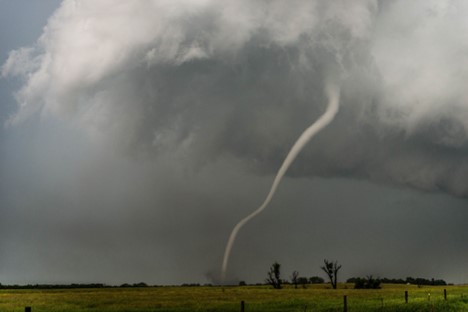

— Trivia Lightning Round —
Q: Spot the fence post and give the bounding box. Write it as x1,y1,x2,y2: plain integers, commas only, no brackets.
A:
25,307,31,312
343,295,348,312
240,300,245,312
405,291,408,303
444,289,447,301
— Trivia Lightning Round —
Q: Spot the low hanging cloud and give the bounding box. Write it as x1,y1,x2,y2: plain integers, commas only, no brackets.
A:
3,0,468,197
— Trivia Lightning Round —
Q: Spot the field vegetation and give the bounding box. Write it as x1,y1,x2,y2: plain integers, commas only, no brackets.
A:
0,283,467,312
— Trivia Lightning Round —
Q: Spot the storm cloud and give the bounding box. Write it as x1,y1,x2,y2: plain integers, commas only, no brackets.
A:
4,0,468,196
1,0,468,284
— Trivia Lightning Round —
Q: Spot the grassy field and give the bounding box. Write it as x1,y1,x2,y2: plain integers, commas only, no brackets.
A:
0,284,467,312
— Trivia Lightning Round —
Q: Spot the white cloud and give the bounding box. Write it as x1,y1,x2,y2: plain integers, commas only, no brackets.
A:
372,0,468,136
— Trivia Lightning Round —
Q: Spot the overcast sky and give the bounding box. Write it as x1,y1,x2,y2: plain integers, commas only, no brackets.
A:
1,0,467,286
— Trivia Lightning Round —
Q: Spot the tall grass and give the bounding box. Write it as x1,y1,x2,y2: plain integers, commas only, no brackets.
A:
0,284,466,312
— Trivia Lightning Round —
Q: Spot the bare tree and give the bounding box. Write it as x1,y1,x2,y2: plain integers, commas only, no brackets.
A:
291,270,299,289
266,262,282,289
320,259,342,289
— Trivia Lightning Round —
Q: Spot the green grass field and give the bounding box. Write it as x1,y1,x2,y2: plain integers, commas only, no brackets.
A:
0,284,467,312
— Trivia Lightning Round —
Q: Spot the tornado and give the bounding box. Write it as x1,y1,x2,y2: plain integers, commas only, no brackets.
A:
221,83,341,282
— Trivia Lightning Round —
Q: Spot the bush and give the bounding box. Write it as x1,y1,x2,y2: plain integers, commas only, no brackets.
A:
309,276,325,284
352,276,381,289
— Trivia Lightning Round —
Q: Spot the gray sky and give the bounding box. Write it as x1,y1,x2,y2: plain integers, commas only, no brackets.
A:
1,0,467,286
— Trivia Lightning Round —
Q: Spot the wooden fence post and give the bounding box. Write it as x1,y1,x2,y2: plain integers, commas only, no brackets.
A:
25,307,31,312
240,300,245,312
444,289,447,301
343,295,348,312
405,290,408,303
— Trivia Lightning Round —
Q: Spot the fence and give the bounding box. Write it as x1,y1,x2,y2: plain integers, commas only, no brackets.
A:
18,287,467,312
236,288,460,312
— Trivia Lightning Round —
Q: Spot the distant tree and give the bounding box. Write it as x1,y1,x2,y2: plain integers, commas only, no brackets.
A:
353,275,381,289
297,277,309,288
320,259,342,289
266,262,282,289
291,271,299,289
432,279,447,286
181,283,200,287
239,281,247,286
405,277,446,286
350,277,446,286
309,276,325,284
133,282,148,287
367,276,381,289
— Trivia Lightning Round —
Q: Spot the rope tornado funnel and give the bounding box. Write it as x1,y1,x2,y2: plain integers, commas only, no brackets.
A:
221,84,341,282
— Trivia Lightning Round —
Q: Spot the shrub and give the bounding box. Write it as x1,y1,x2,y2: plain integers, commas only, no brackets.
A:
352,276,381,289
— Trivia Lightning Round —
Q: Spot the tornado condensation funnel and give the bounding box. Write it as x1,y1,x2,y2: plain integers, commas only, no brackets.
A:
221,84,340,282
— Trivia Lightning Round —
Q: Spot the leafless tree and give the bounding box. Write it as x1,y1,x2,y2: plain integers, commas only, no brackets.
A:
266,262,282,289
320,259,342,289
291,270,299,289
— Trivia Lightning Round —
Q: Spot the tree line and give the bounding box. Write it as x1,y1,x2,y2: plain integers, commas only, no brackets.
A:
264,260,447,289
346,276,447,288
0,283,107,289
265,259,341,289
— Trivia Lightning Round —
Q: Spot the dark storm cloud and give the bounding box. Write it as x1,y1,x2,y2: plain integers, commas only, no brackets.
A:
4,0,468,196
1,0,468,285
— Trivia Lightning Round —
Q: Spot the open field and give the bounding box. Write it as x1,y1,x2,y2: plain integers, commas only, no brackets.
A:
0,284,467,312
